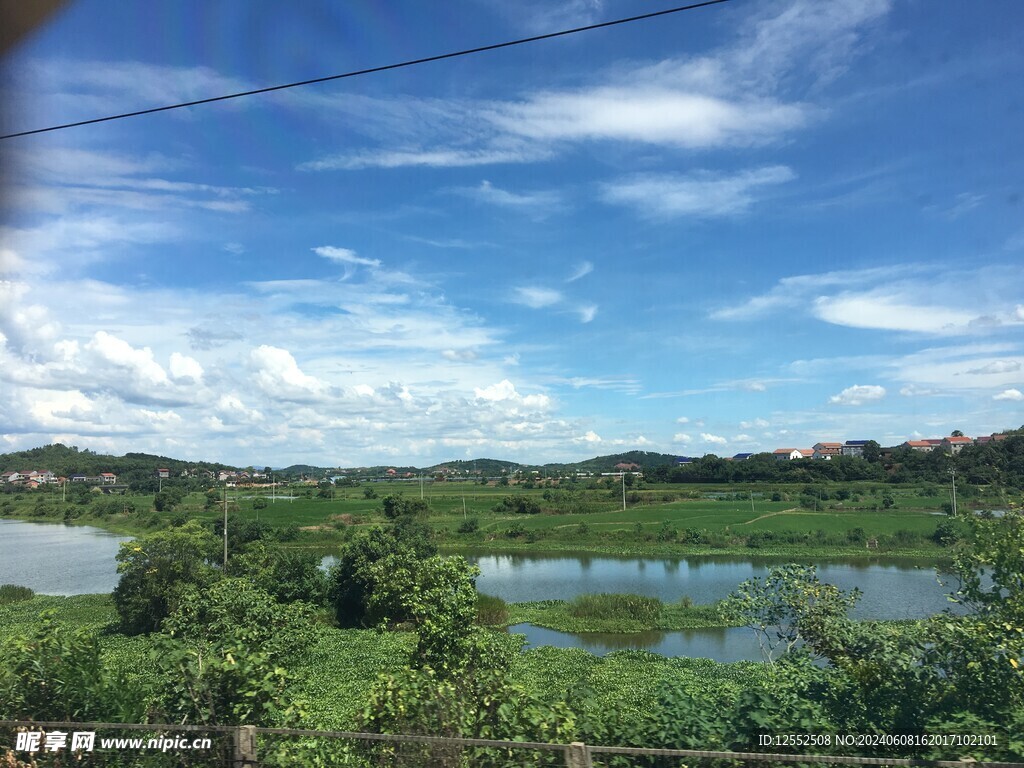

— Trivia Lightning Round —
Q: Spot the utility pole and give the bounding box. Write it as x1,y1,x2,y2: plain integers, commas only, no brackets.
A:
949,467,958,517
621,473,626,511
223,484,228,568
420,473,424,500
750,491,755,517
271,474,275,504
463,495,467,519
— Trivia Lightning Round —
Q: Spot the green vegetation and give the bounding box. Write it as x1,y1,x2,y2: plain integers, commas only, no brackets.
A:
567,593,662,624
507,598,732,633
2,510,1024,762
0,585,34,606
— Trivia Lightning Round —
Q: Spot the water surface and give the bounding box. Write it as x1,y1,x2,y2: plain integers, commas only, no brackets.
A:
0,519,129,595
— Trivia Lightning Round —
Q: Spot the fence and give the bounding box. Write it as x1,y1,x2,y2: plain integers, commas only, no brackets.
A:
3,721,1023,768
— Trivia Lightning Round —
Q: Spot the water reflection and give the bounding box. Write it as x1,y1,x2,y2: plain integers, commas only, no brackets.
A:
464,552,952,620
511,623,763,662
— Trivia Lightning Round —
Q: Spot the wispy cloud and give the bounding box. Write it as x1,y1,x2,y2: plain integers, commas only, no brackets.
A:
566,261,593,282
298,0,888,170
313,246,382,269
601,166,795,219
713,265,1024,337
511,286,563,309
454,180,561,215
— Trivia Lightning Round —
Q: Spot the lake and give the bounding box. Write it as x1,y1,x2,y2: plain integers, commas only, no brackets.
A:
2,520,956,661
0,519,130,595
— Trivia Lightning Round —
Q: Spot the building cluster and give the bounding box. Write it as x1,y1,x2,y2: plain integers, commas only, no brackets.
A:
0,470,118,488
726,433,1008,462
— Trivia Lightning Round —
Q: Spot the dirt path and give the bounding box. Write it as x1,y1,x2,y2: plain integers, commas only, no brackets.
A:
740,508,823,524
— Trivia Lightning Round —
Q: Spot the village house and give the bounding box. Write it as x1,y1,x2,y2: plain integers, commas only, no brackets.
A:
902,440,935,452
842,440,870,457
940,435,973,454
812,442,842,460
773,448,805,461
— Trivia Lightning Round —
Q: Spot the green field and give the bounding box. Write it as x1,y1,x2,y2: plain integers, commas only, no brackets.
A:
0,478,994,558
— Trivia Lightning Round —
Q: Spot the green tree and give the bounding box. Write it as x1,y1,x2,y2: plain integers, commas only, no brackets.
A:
151,579,312,727
112,520,220,634
229,541,327,604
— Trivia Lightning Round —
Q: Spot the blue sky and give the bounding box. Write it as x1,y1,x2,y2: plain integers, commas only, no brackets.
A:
1,0,1022,467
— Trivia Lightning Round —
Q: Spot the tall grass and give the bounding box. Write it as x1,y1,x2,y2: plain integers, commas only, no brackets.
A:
567,593,662,623
0,584,35,605
476,593,509,625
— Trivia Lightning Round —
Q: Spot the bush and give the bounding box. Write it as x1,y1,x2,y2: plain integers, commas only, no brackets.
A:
0,584,34,605
457,517,479,534
567,593,662,623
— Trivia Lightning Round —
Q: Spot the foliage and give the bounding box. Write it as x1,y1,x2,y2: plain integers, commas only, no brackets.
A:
112,520,220,634
493,495,541,514
328,523,437,627
364,552,481,673
150,579,314,726
229,541,327,604
0,585,33,606
0,611,143,722
720,564,861,664
381,493,429,519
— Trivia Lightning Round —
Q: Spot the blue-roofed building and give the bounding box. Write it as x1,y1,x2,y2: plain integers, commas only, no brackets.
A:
676,456,696,465
842,440,870,457
732,453,754,461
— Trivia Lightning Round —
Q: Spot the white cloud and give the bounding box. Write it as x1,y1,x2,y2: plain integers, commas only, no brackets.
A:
86,331,169,387
168,352,204,382
740,418,770,429
574,430,603,444
701,433,728,445
313,246,381,269
577,305,598,323
829,384,886,406
474,380,550,411
673,433,692,444
512,286,563,308
676,416,690,424
601,166,795,218
733,434,755,442
250,345,325,400
813,294,979,334
994,389,1023,402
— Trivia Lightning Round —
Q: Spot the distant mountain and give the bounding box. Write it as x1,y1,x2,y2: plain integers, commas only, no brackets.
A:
1,444,679,484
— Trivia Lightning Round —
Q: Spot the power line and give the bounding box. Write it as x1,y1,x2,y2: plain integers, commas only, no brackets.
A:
2,0,731,140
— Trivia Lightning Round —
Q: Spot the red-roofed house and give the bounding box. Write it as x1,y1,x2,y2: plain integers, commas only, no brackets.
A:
940,436,973,454
156,468,170,479
812,442,842,460
99,472,117,484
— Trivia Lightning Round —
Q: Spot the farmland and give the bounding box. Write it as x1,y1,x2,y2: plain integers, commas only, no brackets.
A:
0,478,985,558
